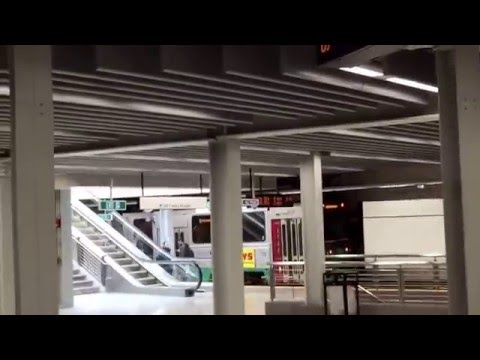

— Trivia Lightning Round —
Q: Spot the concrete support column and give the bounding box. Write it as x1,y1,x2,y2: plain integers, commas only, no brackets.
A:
436,45,480,315
9,45,58,314
0,178,15,314
300,152,326,306
208,139,244,315
57,190,73,309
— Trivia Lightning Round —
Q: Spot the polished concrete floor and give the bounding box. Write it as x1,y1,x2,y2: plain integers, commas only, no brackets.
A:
60,286,306,315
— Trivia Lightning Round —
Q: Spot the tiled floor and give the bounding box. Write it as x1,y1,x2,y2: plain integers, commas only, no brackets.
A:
60,286,306,315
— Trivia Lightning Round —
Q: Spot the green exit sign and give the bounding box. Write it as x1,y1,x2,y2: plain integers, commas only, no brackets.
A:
99,200,127,211
99,213,113,221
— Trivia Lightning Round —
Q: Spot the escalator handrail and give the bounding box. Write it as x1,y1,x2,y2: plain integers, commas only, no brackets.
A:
150,259,203,292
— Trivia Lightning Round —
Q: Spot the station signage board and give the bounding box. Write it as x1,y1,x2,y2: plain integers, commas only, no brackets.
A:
99,213,113,221
140,196,208,210
317,45,368,66
242,198,260,208
99,200,127,211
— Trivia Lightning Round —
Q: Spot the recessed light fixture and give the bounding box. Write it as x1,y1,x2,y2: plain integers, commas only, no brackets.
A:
339,66,439,93
385,77,438,93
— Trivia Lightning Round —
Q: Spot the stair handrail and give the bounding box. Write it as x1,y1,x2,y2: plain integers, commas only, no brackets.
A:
72,234,110,286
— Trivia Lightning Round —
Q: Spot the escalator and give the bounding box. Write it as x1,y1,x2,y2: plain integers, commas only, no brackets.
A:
71,198,203,297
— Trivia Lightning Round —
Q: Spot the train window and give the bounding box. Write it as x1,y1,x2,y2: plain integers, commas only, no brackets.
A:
298,221,303,257
192,212,266,244
242,212,266,242
287,222,293,261
192,215,211,244
281,224,287,258
291,224,297,258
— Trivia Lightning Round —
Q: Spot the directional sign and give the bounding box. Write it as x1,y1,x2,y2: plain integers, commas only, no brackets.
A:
99,213,113,221
99,200,127,211
242,198,259,208
140,197,208,210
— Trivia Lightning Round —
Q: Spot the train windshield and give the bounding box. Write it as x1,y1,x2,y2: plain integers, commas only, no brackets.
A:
192,212,266,244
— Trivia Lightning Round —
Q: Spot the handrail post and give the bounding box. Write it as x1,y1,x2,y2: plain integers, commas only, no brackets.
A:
269,264,276,302
398,267,405,303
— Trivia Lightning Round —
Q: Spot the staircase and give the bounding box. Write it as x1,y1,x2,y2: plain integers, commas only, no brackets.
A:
73,268,101,295
72,212,164,287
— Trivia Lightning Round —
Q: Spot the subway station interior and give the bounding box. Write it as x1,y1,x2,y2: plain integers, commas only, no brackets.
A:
0,45,477,315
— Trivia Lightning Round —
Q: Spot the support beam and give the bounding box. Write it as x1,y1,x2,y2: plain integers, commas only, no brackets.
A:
9,45,58,314
436,45,480,315
209,139,244,315
300,153,326,306
51,113,438,159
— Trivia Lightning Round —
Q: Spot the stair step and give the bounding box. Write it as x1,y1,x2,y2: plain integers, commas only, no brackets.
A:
121,264,141,271
129,270,149,278
116,258,134,265
108,251,126,259
100,245,117,251
73,274,86,281
73,269,80,276
74,286,100,296
138,276,158,285
73,279,94,288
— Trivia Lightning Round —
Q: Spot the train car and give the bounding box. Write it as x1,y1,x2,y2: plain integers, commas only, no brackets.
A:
171,206,302,284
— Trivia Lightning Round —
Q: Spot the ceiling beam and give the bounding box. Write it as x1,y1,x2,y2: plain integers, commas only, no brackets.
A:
219,113,439,140
52,113,439,158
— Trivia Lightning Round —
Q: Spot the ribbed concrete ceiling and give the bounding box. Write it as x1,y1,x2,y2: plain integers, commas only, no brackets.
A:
0,45,440,181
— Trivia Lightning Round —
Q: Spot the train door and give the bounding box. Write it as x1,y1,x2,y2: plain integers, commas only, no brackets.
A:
271,217,304,284
173,228,185,257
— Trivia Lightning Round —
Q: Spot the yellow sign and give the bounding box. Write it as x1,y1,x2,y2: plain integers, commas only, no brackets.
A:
242,248,256,269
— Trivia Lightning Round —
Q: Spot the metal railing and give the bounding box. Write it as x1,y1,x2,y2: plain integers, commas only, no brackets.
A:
73,236,110,286
269,254,448,304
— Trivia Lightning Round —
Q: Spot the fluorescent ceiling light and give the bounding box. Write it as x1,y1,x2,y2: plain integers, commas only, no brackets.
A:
340,66,384,78
385,77,438,93
339,66,439,93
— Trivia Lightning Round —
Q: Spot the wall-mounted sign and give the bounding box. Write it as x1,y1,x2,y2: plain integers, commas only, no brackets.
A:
242,198,259,208
140,196,208,210
99,200,127,211
99,213,113,221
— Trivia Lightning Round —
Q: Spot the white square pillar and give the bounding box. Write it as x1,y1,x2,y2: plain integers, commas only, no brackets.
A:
436,45,480,314
57,190,73,309
9,45,58,314
300,152,326,306
208,138,245,315
0,178,15,314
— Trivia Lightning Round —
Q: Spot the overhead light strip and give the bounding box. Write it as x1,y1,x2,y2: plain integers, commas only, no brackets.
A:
339,66,439,93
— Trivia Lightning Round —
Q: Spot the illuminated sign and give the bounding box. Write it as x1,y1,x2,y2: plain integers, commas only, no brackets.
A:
99,200,127,211
242,248,256,269
140,196,208,210
257,195,295,208
242,198,259,208
98,213,113,221
317,45,368,66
